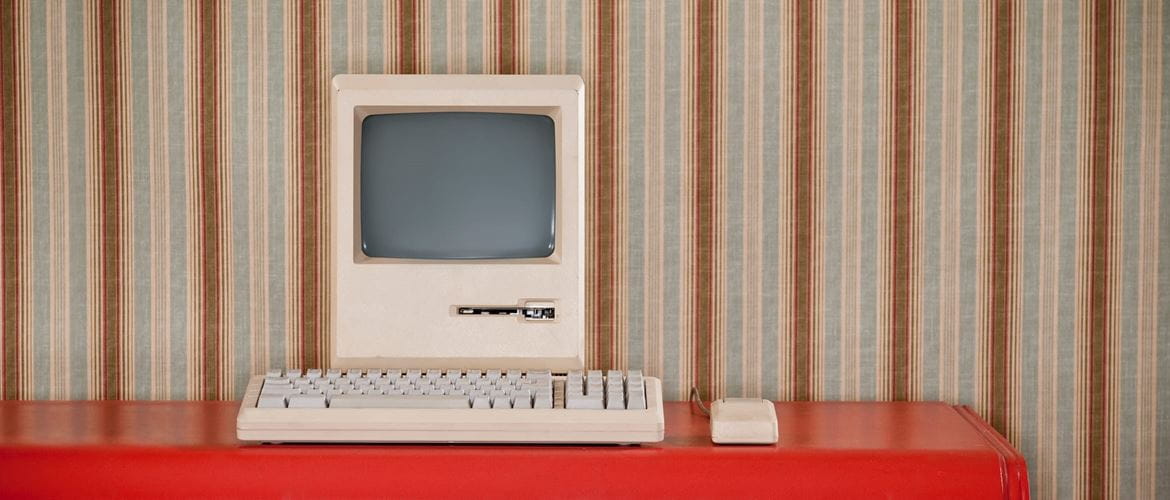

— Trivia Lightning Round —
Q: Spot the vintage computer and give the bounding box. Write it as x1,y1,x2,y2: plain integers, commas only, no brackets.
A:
236,75,665,443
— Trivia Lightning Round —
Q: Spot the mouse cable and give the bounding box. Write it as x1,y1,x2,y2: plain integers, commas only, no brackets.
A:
689,386,711,417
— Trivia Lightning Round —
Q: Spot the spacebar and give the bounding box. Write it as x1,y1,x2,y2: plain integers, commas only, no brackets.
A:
329,395,470,409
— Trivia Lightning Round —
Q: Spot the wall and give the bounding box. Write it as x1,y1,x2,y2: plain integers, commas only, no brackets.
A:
1,0,1167,497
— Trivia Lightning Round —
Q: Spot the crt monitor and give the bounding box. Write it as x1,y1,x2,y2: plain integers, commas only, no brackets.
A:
331,75,585,371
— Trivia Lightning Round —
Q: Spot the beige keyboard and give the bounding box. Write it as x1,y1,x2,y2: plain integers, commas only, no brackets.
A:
237,368,665,444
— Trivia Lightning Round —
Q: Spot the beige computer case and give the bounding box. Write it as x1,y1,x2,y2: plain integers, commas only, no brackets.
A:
330,75,586,372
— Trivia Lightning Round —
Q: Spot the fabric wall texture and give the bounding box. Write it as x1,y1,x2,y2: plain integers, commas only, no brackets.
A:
0,0,1166,497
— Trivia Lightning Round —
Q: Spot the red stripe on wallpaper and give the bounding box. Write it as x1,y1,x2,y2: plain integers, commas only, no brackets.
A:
888,0,917,401
398,0,419,74
0,0,20,400
497,0,517,74
96,0,124,400
692,0,717,398
1086,0,1115,495
197,0,222,399
987,0,1016,435
789,0,818,401
297,0,324,369
591,0,617,370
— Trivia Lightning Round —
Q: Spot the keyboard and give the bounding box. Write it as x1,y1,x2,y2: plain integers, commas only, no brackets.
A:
237,368,665,444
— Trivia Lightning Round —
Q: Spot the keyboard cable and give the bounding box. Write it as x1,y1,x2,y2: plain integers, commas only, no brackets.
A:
689,386,711,417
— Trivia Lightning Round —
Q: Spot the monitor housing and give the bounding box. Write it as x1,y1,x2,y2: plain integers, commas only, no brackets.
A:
331,74,585,371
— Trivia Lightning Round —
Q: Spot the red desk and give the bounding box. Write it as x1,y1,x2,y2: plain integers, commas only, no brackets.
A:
0,401,1027,499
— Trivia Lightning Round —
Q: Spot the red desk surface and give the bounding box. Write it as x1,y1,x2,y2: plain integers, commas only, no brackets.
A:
0,401,1028,499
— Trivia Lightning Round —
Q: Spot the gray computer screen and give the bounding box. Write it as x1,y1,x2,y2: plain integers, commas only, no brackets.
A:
360,112,556,259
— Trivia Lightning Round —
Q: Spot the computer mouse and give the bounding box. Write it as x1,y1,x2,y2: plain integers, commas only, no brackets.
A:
710,398,779,444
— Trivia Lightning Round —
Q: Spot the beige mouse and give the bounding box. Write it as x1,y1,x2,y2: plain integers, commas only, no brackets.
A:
710,398,779,444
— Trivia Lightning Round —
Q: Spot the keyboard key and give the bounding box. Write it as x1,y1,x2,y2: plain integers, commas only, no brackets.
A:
491,396,511,409
288,394,326,408
306,369,322,379
329,394,470,409
266,369,282,378
366,369,382,379
627,391,646,410
257,394,288,408
486,369,502,381
566,394,604,410
534,396,553,409
325,369,342,381
286,368,302,378
472,396,491,409
606,395,625,410
261,386,301,397
513,397,532,409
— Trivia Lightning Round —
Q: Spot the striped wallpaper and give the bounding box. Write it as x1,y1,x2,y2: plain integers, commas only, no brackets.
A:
0,0,1166,497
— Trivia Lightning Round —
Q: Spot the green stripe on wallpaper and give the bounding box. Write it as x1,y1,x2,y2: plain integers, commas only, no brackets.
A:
1,1,1167,498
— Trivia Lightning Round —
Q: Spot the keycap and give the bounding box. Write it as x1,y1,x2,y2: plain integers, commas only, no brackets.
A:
266,369,282,377
472,396,491,409
286,368,302,378
288,394,326,408
261,386,301,396
257,394,288,408
606,394,625,410
366,369,382,379
534,396,553,409
345,369,362,379
566,394,604,409
491,396,511,409
329,394,470,409
486,369,502,381
325,369,341,381
306,369,322,379
627,391,646,410
406,369,422,381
